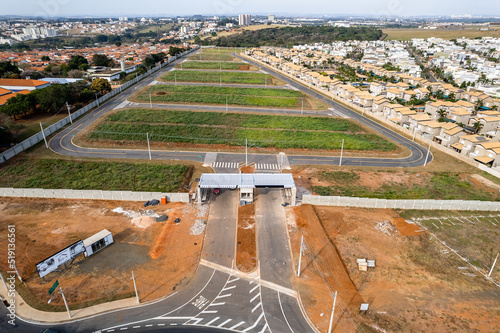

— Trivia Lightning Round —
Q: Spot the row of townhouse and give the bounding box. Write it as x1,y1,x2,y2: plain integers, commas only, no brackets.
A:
248,47,500,168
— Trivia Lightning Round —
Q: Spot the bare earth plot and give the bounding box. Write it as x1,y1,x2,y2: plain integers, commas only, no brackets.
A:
0,198,207,311
287,205,500,332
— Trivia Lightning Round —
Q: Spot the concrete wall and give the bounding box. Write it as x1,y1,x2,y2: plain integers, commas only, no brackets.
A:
0,47,199,164
302,195,500,211
0,188,190,203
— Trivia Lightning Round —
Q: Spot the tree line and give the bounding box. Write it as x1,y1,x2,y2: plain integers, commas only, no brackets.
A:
199,26,383,47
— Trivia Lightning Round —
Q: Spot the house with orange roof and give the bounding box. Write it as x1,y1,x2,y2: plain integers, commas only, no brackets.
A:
0,79,50,91
0,89,30,106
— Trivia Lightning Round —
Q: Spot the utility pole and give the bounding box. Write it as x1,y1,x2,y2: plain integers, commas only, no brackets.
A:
489,253,499,277
339,139,344,166
265,77,267,88
66,102,72,124
147,133,152,160
297,235,304,277
327,291,338,333
424,141,432,166
226,96,228,112
413,127,417,141
132,271,140,303
301,98,304,115
149,93,152,109
60,287,71,318
175,72,177,85
245,139,248,167
95,93,100,107
40,122,48,148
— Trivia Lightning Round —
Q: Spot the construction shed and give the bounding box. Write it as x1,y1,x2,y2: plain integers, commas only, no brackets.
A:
83,229,114,257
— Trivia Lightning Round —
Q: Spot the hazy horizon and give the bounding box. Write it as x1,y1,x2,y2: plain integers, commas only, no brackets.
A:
3,0,499,19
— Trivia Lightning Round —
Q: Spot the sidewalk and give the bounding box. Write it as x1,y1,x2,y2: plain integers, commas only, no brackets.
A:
0,275,141,324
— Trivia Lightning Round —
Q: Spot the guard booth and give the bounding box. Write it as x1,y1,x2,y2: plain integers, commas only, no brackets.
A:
83,229,114,257
197,173,296,206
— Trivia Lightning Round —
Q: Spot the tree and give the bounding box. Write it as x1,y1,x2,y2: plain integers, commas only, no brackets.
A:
0,61,21,78
437,109,447,122
472,121,484,134
67,70,84,78
90,78,111,94
169,46,184,56
41,55,50,61
194,36,201,44
79,63,90,71
143,55,155,69
115,41,122,47
68,55,88,70
92,54,113,67
211,32,217,37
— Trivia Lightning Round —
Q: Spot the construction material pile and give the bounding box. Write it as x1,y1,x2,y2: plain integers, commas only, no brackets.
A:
375,220,398,236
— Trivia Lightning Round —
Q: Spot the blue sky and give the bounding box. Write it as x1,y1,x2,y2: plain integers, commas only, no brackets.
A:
4,0,500,17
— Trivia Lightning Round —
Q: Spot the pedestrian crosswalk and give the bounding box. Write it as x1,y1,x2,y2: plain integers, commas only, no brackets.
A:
255,163,280,170
209,162,281,171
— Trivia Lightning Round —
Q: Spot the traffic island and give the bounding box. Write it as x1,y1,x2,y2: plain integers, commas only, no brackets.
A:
235,203,257,273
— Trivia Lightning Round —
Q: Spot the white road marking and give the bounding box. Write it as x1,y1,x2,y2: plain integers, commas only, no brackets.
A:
228,277,240,283
217,319,232,327
222,285,236,291
119,328,127,331
250,284,260,293
211,302,226,306
252,302,262,313
205,317,220,326
258,323,270,333
145,325,152,327
250,293,260,303
132,326,140,329
216,293,231,299
278,292,295,333
158,324,165,326
230,321,246,330
242,312,265,332
170,323,177,326
201,310,218,314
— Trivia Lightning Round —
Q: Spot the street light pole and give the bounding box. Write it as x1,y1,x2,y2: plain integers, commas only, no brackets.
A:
297,235,304,277
60,287,71,318
66,102,73,124
132,271,140,303
327,291,338,333
149,93,152,109
339,139,344,166
424,141,431,166
40,122,48,148
147,133,152,160
95,93,100,107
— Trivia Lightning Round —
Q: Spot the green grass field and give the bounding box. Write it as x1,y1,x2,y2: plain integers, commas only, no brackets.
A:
106,109,363,132
188,53,235,61
161,71,278,85
87,109,395,152
313,171,499,201
178,61,252,70
397,210,500,276
0,159,190,192
138,85,310,108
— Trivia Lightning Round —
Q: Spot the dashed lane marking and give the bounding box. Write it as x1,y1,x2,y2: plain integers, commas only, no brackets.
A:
250,284,260,294
250,293,260,303
252,302,262,313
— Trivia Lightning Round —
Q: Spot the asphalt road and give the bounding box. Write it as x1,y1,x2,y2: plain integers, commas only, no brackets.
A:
49,51,432,169
1,189,316,333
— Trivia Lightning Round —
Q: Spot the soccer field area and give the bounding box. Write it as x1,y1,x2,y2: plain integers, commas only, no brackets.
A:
86,108,396,152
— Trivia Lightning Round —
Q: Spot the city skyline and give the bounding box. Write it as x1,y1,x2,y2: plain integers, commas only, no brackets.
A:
3,0,500,18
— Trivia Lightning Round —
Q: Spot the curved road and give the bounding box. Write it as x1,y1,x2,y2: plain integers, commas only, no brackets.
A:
49,51,433,168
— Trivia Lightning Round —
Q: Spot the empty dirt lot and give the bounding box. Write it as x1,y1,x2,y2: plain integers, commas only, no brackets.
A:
287,205,500,332
0,198,206,312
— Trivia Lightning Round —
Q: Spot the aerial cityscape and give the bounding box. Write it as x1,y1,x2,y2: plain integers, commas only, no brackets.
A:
0,1,499,332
